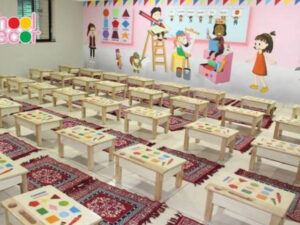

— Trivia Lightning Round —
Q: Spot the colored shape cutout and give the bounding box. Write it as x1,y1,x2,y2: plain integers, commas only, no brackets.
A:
123,10,130,18
256,194,267,200
104,19,109,28
112,8,119,18
112,20,119,28
112,31,119,40
29,201,39,207
49,204,58,211
45,215,60,224
122,32,128,39
103,30,109,38
37,208,48,215
103,9,109,17
122,20,130,28
59,211,69,218
229,184,238,189
59,201,69,207
51,194,60,200
70,206,81,213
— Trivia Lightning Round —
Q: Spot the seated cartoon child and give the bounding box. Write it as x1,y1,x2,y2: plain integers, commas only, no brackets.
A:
207,19,227,60
150,7,168,40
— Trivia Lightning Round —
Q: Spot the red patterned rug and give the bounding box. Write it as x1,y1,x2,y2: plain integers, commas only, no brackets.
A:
167,213,204,225
159,147,223,185
53,116,103,131
22,156,91,192
0,133,40,160
103,129,155,153
236,169,300,223
167,116,193,131
39,108,68,118
110,104,130,119
234,134,255,153
66,178,167,224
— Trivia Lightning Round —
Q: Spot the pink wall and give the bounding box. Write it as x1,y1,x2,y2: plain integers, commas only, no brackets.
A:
83,4,300,67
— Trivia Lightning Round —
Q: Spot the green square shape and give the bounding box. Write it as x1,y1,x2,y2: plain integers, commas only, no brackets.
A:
37,208,48,215
112,8,119,18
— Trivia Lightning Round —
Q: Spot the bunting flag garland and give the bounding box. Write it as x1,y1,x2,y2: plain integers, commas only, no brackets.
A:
113,0,118,5
155,0,160,4
208,0,214,4
199,0,206,4
144,0,149,4
149,0,155,4
223,0,229,4
296,0,300,4
186,0,193,4
173,0,179,4
193,0,199,4
215,0,222,3
138,0,143,4
275,0,281,4
256,0,263,4
284,0,292,4
230,0,238,4
133,0,138,4
239,0,246,4
265,0,273,4
180,0,185,4
168,0,173,4
123,0,128,4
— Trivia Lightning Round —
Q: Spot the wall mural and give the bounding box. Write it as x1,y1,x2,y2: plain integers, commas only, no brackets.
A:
87,23,97,59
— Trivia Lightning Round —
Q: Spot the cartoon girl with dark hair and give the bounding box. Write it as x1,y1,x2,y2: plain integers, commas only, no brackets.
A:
207,19,227,60
87,23,96,59
150,7,168,40
246,31,277,93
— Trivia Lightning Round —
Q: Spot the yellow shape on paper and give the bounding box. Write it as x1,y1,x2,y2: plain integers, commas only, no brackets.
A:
41,198,49,204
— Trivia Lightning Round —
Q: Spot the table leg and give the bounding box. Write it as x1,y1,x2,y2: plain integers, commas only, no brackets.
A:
7,83,11,93
184,128,190,151
15,120,21,137
149,96,153,109
87,146,94,171
4,209,11,225
18,84,22,95
203,105,208,118
112,89,116,100
249,147,257,171
194,106,199,121
21,173,28,193
229,137,235,153
53,96,57,107
109,139,115,162
175,165,184,188
170,101,174,115
295,162,300,185
221,112,225,126
129,95,133,106
159,96,163,107
85,83,89,92
95,88,99,96
50,76,53,85
154,173,163,201
115,157,122,183
164,119,169,134
62,78,65,88
68,96,73,112
28,89,32,99
273,122,280,139
58,134,64,158
36,125,42,147
204,190,214,222
124,114,129,133
123,89,127,99
116,106,121,121
40,75,43,83
102,107,107,124
38,91,43,103
82,106,86,119
219,138,227,162
292,109,297,119
215,97,220,106
269,215,283,225
251,120,257,135
152,120,158,139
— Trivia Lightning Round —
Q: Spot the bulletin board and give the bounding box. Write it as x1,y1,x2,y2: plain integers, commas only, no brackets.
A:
165,6,250,43
100,7,134,44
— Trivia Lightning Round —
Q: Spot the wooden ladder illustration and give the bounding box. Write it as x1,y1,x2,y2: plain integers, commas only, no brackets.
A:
142,31,168,72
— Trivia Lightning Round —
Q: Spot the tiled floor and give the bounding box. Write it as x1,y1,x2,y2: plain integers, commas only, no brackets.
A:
0,86,299,225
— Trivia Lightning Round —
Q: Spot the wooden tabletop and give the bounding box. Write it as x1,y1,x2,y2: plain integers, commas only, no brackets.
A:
51,72,75,78
54,87,86,96
0,98,21,109
160,82,190,89
56,125,115,146
80,68,103,73
242,96,276,105
129,87,163,95
73,77,99,82
28,82,58,90
219,106,264,117
0,75,16,79
30,69,53,73
0,152,28,180
125,106,171,119
192,88,225,95
7,77,35,83
185,121,238,138
103,72,127,77
115,144,186,174
171,96,209,105
206,172,295,217
274,116,300,126
82,96,120,106
14,110,63,124
59,65,80,70
96,80,126,87
252,136,300,157
293,105,300,110
128,76,154,82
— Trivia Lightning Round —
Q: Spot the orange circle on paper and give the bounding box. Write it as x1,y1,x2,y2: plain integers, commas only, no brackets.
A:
103,9,109,17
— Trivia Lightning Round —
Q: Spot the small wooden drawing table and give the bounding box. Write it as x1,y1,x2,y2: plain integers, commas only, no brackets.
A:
72,77,99,92
292,105,300,119
124,106,171,139
2,186,102,225
219,106,264,135
29,69,53,82
192,88,226,105
14,110,63,147
28,82,58,103
127,76,155,88
95,80,127,99
114,144,186,201
0,152,28,193
250,136,300,185
50,72,75,88
273,116,300,140
82,96,121,124
128,87,163,108
0,98,22,128
7,77,35,95
56,125,116,171
58,65,80,74
241,96,276,116
159,82,190,95
204,172,295,225
53,87,87,111
79,68,103,79
0,75,16,89
103,72,128,83
170,96,209,121
184,121,238,162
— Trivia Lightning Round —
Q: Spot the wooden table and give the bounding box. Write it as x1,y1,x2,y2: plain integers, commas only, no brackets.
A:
114,144,186,201
219,106,264,135
128,87,163,108
103,72,128,83
28,82,58,103
53,87,87,111
292,105,300,119
241,96,276,116
0,98,21,128
56,125,116,171
273,116,300,140
204,172,295,225
79,68,103,79
14,110,63,147
250,136,300,185
192,88,226,105
7,77,35,95
50,72,75,87
29,69,53,82
124,106,171,139
2,186,102,225
58,65,80,74
159,82,190,95
82,96,121,124
72,77,99,92
170,96,209,121
184,121,238,161
0,152,28,193
127,76,155,88
95,80,127,100
0,75,15,89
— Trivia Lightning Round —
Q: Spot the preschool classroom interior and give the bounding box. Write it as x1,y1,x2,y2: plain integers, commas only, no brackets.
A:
0,0,300,224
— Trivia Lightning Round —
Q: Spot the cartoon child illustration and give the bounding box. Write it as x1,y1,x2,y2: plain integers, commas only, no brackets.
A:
130,52,143,73
115,49,122,70
207,19,227,60
87,23,96,59
246,31,276,94
150,7,168,40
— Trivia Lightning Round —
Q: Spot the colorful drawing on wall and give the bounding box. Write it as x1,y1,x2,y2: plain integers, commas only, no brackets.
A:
100,7,133,44
130,52,143,73
87,23,96,59
165,6,250,43
246,31,277,94
115,49,122,69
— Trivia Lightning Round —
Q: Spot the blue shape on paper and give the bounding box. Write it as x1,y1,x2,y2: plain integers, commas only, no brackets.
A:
59,211,69,218
70,206,80,213
104,19,109,28
122,20,130,28
5,163,13,168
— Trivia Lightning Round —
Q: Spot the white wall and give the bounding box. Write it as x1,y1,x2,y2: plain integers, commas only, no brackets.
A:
0,0,83,76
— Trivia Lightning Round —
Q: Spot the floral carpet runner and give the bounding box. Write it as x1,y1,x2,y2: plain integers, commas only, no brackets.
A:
234,134,255,153
159,146,223,185
236,169,300,222
0,133,40,160
167,213,204,225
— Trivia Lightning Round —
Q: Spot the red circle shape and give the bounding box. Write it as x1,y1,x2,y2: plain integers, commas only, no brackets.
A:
103,9,109,17
8,17,20,29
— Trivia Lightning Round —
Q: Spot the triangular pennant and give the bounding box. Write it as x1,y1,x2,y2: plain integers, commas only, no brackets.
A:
284,0,291,4
296,0,300,4
239,0,245,4
133,0,138,4
275,0,281,4
265,0,273,4
230,0,238,4
104,0,109,5
193,0,199,4
168,0,172,4
215,0,221,3
144,0,149,4
138,0,143,4
173,0,179,3
155,0,160,3
185,0,192,4
149,0,155,4
113,0,118,5
208,0,213,4
180,0,185,4
256,0,262,4
87,1,91,6
160,0,167,3
82,2,86,6
223,0,229,4
199,0,206,4
247,0,254,3
123,0,128,4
